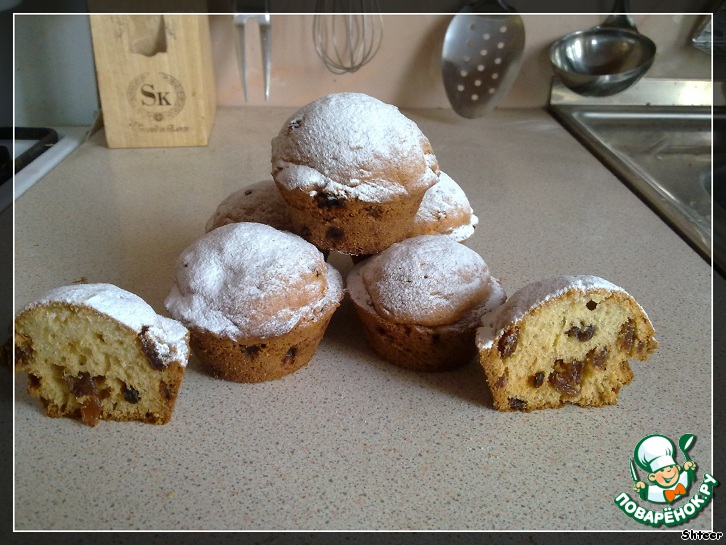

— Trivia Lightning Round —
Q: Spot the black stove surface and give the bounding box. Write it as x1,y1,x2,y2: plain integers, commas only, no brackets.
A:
0,127,59,184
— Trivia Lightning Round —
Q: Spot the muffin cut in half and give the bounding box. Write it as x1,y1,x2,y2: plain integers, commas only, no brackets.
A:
347,235,506,371
15,283,190,426
165,222,344,382
271,92,440,255
476,275,658,412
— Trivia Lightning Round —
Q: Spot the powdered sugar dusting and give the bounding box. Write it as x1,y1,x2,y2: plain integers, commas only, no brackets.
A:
413,171,478,241
348,259,506,332
205,179,294,233
165,223,343,339
357,235,492,327
476,274,635,350
22,283,190,366
271,93,439,201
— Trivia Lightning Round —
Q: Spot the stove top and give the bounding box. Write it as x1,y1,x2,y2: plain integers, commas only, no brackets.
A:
0,127,59,184
0,126,87,212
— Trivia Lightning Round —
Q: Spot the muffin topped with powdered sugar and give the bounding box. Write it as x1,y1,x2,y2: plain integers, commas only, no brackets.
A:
347,235,506,372
205,179,294,234
410,171,478,242
165,222,344,382
271,92,440,255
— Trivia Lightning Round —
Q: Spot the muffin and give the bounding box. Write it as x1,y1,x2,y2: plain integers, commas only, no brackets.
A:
271,92,440,255
347,235,506,371
15,283,189,426
476,275,659,412
205,179,294,233
410,171,478,242
165,222,344,382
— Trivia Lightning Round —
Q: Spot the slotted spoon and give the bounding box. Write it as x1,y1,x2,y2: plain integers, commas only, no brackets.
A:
442,0,525,118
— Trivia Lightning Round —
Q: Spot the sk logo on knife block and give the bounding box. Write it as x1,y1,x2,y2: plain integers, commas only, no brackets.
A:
127,72,186,123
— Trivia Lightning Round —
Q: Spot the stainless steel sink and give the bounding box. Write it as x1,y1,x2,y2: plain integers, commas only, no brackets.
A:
548,78,721,271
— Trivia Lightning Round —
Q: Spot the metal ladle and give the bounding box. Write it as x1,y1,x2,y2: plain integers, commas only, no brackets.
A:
549,0,656,97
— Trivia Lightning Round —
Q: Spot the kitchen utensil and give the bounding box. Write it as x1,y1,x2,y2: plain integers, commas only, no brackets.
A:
678,434,696,462
441,0,525,119
234,0,272,101
549,0,656,97
312,0,383,74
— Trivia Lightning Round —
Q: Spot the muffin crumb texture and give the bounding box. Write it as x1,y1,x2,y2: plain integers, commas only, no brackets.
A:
476,275,658,412
15,284,189,426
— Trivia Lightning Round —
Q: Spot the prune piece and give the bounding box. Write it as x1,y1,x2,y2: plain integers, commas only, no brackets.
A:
532,372,544,388
244,189,253,196
586,300,598,311
288,118,302,132
566,324,596,342
69,372,97,397
497,326,519,359
548,359,584,397
586,346,609,370
123,385,141,404
80,396,101,427
495,373,507,389
326,227,345,241
315,192,345,209
139,326,166,370
283,347,297,365
244,345,260,357
617,319,636,353
508,398,528,411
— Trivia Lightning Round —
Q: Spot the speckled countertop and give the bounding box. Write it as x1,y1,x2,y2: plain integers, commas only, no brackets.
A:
11,106,715,531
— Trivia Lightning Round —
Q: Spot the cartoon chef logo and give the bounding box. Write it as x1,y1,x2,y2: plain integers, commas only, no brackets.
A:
614,433,719,528
632,434,696,504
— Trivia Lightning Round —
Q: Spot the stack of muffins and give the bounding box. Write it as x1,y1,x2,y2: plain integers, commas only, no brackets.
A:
15,92,660,426
195,91,659,408
200,92,492,375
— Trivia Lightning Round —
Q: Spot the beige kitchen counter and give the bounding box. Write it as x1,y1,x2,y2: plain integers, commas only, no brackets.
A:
12,106,714,531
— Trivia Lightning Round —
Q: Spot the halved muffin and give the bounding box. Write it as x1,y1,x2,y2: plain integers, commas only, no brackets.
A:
15,283,189,426
476,275,658,411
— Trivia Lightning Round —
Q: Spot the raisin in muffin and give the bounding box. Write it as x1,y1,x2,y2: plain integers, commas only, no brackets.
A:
347,235,506,371
271,92,440,255
205,179,294,233
165,222,344,382
410,171,478,242
15,283,189,426
476,275,658,412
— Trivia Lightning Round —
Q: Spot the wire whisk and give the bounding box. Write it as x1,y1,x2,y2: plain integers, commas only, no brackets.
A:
313,0,384,74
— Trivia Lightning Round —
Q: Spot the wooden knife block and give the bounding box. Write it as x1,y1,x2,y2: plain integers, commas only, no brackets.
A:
89,14,216,148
